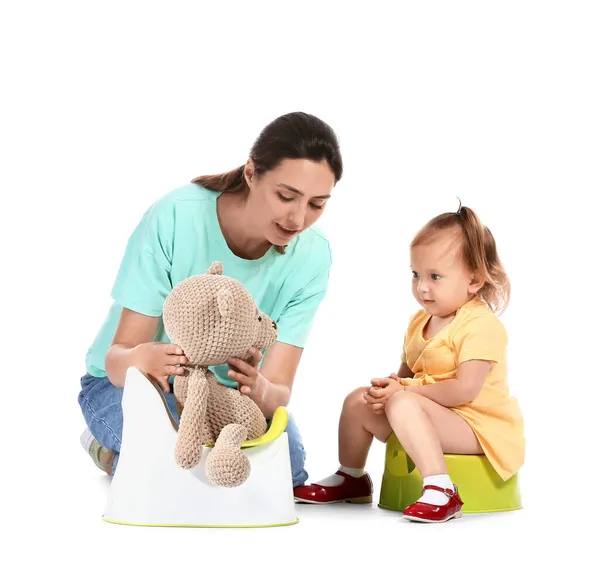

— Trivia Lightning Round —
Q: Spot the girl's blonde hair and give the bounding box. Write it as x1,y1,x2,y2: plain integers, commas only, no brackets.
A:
410,206,510,314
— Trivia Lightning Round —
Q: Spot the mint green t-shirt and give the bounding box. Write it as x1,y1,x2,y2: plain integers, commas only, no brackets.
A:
85,183,332,387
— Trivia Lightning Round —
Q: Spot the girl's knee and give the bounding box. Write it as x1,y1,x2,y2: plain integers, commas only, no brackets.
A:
386,390,422,415
343,387,371,415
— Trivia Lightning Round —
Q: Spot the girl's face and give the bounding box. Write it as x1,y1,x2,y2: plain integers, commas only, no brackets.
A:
410,230,484,319
244,157,336,245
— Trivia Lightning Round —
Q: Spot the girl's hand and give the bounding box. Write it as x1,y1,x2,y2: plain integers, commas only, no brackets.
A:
133,342,188,393
228,348,267,402
363,377,405,415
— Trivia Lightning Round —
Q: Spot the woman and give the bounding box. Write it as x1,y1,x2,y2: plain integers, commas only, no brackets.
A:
79,112,343,488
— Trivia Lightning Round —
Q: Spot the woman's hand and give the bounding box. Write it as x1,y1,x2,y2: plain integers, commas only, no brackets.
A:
363,376,405,414
132,342,188,393
228,348,267,402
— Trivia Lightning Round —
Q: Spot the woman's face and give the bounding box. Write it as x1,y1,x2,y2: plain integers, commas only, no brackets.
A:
244,157,336,245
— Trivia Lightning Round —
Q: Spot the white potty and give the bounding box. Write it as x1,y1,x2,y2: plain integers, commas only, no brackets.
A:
103,367,298,528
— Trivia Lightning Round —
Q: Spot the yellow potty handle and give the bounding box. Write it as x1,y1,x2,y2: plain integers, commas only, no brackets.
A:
202,407,290,449
241,407,289,448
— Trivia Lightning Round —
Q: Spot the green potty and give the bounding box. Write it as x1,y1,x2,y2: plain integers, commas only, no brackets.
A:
378,434,522,514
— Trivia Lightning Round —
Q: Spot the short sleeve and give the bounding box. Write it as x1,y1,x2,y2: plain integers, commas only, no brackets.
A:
401,311,421,366
275,266,330,348
453,312,507,365
110,202,174,317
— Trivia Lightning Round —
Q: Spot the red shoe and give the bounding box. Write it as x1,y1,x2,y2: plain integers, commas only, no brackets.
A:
294,471,373,504
403,485,464,523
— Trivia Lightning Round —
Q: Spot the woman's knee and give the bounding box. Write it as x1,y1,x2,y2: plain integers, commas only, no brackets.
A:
285,414,308,485
285,415,306,456
78,375,125,451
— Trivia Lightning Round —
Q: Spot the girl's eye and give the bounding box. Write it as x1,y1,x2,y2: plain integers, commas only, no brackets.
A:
412,271,419,278
310,203,325,210
431,274,441,281
277,192,294,202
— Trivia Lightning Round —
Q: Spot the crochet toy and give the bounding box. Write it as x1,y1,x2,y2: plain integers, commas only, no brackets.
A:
162,262,278,487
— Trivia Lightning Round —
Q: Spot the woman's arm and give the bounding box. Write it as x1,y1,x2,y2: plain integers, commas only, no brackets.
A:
229,341,302,419
258,341,302,416
106,308,187,391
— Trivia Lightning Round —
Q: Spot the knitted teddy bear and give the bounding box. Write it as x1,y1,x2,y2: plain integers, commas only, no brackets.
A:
162,261,278,487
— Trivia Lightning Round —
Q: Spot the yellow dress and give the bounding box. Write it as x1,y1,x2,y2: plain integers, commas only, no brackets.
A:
400,299,524,480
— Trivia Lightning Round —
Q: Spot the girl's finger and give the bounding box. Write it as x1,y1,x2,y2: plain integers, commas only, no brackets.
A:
371,378,391,388
368,402,384,414
364,393,379,404
240,385,253,395
369,387,387,398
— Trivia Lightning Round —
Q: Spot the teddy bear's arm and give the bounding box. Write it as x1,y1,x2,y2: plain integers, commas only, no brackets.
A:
173,373,189,418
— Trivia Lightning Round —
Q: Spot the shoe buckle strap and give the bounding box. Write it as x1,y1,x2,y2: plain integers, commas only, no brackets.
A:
422,484,464,506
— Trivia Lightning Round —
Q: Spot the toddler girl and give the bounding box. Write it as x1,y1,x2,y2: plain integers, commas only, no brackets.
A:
294,205,525,523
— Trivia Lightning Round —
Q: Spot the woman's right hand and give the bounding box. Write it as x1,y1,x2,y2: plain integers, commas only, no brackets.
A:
132,342,188,393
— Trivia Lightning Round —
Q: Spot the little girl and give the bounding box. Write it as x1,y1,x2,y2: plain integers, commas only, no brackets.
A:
295,205,525,523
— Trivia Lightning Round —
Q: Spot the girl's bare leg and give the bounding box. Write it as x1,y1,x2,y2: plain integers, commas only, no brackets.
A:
384,390,482,477
338,387,393,467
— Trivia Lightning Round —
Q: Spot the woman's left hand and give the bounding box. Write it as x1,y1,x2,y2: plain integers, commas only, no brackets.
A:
228,348,267,401
363,377,405,414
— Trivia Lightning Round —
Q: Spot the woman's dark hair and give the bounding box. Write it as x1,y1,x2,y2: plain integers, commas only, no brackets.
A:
192,112,342,254
193,112,343,195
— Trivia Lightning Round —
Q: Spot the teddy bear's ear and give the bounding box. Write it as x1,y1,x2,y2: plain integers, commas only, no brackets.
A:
217,287,235,318
206,262,224,276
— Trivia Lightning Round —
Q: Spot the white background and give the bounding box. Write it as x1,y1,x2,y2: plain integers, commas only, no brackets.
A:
2,1,598,578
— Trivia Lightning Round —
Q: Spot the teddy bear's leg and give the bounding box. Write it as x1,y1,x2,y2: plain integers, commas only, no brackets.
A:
205,424,251,487
174,371,209,469
205,378,267,441
232,393,268,440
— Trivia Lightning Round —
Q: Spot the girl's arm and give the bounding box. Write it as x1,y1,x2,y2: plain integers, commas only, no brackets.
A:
397,362,414,379
405,360,492,407
387,362,414,382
